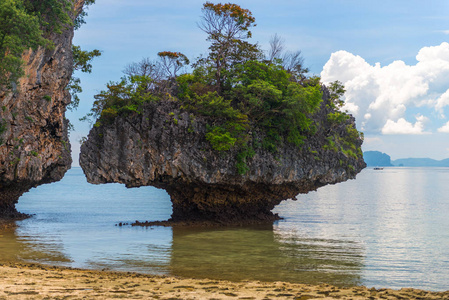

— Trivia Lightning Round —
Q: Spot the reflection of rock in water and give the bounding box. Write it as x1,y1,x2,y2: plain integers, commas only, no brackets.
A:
0,227,70,264
170,225,363,287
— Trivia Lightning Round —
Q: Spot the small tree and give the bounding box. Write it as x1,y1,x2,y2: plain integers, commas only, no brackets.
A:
123,57,163,93
267,34,309,82
328,80,345,109
267,33,284,63
72,45,102,73
157,51,189,78
123,57,162,79
198,2,258,93
282,50,308,81
67,45,102,111
74,0,96,30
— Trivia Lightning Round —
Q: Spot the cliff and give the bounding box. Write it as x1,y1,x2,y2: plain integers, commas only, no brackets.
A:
80,88,366,224
0,1,85,219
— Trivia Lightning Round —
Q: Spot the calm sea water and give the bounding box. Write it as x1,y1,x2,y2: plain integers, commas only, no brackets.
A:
1,167,448,291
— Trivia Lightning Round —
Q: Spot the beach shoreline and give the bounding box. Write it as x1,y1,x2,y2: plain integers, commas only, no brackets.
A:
0,219,18,230
0,261,448,299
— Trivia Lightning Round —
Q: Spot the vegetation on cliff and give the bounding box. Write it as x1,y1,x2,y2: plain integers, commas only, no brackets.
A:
0,0,99,106
0,0,100,140
0,0,90,88
83,2,363,174
0,0,98,218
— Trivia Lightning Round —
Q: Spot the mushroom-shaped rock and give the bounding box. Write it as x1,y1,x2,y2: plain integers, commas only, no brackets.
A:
80,88,365,225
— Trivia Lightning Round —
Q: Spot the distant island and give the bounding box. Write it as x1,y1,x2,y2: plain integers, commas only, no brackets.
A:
392,158,449,167
363,151,393,167
364,151,449,167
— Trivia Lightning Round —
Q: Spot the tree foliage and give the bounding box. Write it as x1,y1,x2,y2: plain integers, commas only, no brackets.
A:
23,0,72,34
68,45,102,111
267,33,309,82
81,73,159,126
74,0,96,29
124,57,162,79
198,2,259,93
229,60,321,148
157,51,189,78
328,80,345,109
72,45,101,73
0,0,46,89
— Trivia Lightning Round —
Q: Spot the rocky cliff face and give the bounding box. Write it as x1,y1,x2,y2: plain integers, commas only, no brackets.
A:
80,89,365,224
0,1,85,219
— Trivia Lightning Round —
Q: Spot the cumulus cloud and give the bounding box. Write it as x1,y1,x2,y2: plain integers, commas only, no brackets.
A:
321,42,449,134
382,115,428,135
438,121,449,133
435,89,449,115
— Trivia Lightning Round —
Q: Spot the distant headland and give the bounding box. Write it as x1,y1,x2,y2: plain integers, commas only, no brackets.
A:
364,150,449,167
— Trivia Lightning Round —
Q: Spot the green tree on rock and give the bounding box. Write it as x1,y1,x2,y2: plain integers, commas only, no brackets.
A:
198,2,260,94
68,45,102,111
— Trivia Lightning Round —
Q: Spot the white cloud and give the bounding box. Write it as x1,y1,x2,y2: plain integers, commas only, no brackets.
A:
382,115,428,135
321,42,449,134
363,136,382,145
438,121,449,133
442,30,449,35
435,89,449,113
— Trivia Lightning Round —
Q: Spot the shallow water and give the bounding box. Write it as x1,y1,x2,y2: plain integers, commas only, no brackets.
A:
1,167,448,291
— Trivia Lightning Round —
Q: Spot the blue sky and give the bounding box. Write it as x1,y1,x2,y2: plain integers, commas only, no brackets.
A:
69,0,449,165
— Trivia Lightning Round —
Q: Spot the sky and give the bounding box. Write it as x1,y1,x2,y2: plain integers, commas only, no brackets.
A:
69,0,449,166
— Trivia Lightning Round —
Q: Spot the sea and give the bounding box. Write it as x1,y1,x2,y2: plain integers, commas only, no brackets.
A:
1,167,448,291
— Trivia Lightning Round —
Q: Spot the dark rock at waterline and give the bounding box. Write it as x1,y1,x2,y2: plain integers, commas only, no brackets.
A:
0,1,87,219
80,89,365,224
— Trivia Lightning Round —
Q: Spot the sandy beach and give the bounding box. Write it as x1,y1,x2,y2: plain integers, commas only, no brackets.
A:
0,262,447,300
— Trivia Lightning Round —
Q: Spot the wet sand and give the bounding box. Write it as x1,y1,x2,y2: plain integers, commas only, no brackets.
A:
0,220,17,231
0,262,448,299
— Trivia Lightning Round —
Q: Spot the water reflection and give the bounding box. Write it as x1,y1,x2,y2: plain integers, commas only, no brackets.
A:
275,168,449,290
169,224,363,286
1,222,364,287
0,227,70,264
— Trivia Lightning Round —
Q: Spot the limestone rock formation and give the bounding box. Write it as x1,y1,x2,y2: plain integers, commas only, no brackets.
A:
80,89,366,224
0,1,85,219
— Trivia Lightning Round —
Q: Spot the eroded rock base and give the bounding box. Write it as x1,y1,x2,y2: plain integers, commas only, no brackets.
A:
132,215,281,227
0,187,30,220
132,183,304,226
